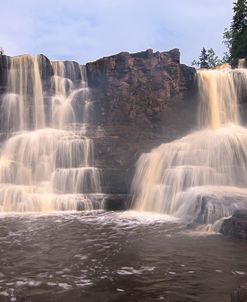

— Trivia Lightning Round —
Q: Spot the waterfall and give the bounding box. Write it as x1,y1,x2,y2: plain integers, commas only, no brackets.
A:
197,69,240,128
0,55,102,212
131,67,247,228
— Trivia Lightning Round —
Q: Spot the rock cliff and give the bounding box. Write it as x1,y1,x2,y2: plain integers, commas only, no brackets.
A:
0,49,197,198
86,49,196,195
86,48,195,126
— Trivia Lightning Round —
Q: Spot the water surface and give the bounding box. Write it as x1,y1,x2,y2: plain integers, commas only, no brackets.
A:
0,211,246,302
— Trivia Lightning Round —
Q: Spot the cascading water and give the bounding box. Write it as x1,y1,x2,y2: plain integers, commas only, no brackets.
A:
131,67,247,229
0,55,102,212
1,56,45,131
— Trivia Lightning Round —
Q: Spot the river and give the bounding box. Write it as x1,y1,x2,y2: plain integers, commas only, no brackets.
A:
0,211,246,302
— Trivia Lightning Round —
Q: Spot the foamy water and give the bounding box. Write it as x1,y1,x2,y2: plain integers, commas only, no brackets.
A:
0,55,102,212
131,69,247,230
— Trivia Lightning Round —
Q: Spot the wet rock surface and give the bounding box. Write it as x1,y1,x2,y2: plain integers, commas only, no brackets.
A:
221,211,247,240
0,54,10,94
86,48,196,127
85,49,197,195
231,283,247,302
0,49,197,197
102,194,129,211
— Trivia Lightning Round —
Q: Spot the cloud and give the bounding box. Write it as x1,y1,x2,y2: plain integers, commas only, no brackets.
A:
0,0,233,65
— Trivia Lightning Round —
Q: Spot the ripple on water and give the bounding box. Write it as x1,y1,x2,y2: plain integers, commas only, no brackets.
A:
0,211,246,302
117,266,156,276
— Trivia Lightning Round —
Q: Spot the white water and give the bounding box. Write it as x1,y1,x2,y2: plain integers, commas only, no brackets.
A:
132,68,247,228
0,55,102,212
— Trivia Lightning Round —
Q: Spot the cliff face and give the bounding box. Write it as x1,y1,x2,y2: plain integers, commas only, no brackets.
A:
86,48,195,126
0,55,10,95
86,49,197,194
0,49,197,197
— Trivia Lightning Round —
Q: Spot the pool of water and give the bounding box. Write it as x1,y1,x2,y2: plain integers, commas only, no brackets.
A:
0,211,246,302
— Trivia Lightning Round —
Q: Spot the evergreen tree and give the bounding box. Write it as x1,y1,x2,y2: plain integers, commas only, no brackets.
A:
192,48,221,68
207,48,221,67
199,48,209,68
224,0,247,60
193,1,247,66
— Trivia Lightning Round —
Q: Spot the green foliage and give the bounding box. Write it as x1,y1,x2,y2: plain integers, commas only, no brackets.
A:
192,48,221,68
193,0,247,67
199,48,209,68
223,28,233,52
192,48,207,68
207,48,221,67
221,51,231,64
224,0,247,60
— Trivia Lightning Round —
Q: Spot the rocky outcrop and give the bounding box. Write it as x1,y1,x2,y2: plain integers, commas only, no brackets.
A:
221,211,247,240
231,283,247,302
86,48,196,127
86,49,197,194
0,55,10,94
0,49,197,197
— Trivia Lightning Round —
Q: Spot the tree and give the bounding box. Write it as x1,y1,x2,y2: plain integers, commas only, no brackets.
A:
193,1,247,66
221,51,231,64
224,0,247,60
192,48,221,68
192,48,208,68
207,48,221,67
199,48,209,68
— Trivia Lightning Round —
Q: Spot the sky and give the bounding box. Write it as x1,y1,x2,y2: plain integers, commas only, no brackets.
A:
0,0,234,66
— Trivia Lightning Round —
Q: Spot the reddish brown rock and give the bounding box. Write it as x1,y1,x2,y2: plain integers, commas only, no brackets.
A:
0,49,197,196
86,49,197,194
86,48,196,127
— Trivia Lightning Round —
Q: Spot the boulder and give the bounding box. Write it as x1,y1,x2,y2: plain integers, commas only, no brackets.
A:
231,283,247,302
221,211,247,240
